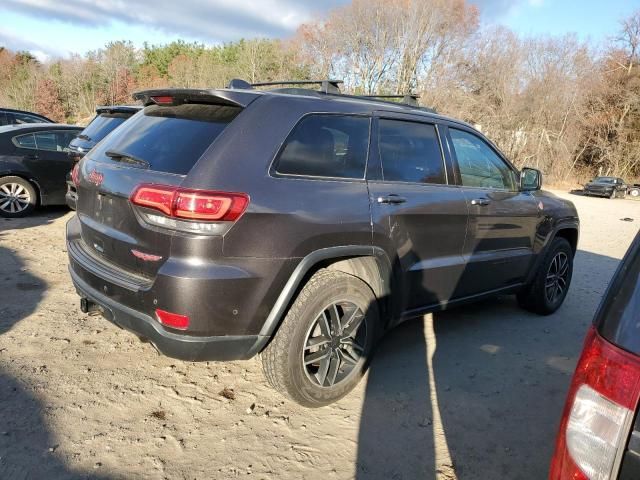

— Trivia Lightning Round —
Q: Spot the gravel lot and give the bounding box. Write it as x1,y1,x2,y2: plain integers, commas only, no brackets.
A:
0,191,638,480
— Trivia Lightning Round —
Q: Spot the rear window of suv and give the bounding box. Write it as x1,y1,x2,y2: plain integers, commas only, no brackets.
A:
275,114,370,179
80,112,133,143
90,103,241,175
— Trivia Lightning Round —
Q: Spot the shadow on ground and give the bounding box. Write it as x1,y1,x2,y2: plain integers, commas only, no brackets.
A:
356,249,620,480
0,205,70,232
0,240,110,479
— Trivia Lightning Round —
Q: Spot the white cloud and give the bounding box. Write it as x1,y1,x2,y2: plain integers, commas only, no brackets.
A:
1,0,348,43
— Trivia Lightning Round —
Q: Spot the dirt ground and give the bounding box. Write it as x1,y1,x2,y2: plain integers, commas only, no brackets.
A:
0,191,638,480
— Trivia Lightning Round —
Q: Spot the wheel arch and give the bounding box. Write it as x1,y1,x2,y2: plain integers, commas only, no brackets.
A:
248,246,392,355
0,172,42,205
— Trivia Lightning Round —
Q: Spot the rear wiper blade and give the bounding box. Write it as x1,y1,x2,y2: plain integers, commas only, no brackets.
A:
105,150,149,168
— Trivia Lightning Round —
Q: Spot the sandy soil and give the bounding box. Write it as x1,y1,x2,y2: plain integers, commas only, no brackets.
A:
0,191,638,480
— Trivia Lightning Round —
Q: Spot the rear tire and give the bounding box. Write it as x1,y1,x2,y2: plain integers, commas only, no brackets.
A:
261,269,379,407
517,237,573,315
629,188,640,198
0,176,37,218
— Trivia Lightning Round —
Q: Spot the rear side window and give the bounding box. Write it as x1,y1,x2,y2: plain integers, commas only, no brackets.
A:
275,114,370,179
14,133,36,149
378,119,445,184
91,103,241,175
80,113,132,143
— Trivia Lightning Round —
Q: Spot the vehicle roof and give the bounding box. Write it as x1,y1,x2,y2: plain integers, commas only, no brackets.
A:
0,123,83,135
0,107,53,122
133,87,476,131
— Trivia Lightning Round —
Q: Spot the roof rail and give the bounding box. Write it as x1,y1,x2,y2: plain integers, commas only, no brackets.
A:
227,78,343,94
361,94,420,107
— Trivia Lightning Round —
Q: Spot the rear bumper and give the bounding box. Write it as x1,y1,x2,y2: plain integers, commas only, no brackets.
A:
65,215,295,361
69,267,263,361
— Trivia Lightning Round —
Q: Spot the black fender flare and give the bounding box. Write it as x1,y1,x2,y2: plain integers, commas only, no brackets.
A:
247,245,392,355
524,219,579,286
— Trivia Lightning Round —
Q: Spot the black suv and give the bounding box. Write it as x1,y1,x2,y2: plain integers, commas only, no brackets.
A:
66,81,579,406
66,105,142,209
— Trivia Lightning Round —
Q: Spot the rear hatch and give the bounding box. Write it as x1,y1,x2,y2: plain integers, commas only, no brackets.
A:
74,93,245,280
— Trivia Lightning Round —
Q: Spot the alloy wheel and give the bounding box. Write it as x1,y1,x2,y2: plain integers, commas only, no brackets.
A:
302,301,367,388
0,183,31,214
545,251,569,304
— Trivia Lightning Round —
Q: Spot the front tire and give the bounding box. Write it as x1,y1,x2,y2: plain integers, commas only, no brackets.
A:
0,176,37,218
517,237,573,315
261,269,379,407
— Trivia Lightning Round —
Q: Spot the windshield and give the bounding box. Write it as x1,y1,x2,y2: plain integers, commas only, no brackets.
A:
80,113,133,143
593,177,615,183
90,103,242,175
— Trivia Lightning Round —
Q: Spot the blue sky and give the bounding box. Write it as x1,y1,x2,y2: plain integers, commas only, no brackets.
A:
0,0,637,61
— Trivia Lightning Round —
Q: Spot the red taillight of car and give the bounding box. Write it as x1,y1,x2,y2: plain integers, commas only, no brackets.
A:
71,163,80,186
130,184,249,222
550,327,640,480
155,309,189,330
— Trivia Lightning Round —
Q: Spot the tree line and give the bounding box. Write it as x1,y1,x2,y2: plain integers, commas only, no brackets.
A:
0,0,638,182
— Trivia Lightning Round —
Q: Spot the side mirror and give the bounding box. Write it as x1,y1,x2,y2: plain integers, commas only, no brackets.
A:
520,167,542,191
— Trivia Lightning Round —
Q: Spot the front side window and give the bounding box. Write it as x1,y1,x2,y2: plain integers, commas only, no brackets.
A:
450,128,516,190
378,119,445,184
275,114,370,179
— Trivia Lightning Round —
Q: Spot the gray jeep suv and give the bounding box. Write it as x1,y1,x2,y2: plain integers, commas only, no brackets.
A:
66,80,579,407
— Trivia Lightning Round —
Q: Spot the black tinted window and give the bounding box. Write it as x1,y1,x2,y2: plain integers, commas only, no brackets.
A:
81,113,132,143
378,119,445,184
450,128,516,190
14,133,36,149
13,113,44,124
34,131,77,152
91,104,241,175
276,115,370,179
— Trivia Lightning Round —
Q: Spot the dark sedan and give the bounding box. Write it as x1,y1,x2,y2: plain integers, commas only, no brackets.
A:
65,105,141,209
0,123,83,217
583,176,627,198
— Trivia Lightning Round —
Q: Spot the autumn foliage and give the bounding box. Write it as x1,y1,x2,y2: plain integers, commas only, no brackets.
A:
0,2,638,181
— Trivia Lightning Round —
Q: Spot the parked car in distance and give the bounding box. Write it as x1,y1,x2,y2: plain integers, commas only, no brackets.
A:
67,81,579,407
65,105,142,209
0,123,83,217
0,108,54,126
550,230,640,480
583,176,627,198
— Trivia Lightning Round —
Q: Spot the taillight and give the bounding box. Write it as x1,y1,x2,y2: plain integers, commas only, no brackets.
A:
550,327,640,479
71,163,80,186
155,309,189,330
130,184,249,233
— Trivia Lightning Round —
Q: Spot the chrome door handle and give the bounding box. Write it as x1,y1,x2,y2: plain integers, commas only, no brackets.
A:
377,194,407,205
471,198,490,206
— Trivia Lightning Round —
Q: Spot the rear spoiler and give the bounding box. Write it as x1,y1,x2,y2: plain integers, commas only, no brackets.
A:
132,89,257,108
96,105,142,115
